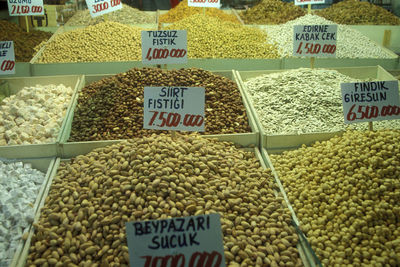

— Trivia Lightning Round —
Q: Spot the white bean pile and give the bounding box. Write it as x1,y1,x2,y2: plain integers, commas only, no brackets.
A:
244,68,400,135
263,14,396,59
0,161,45,267
0,84,73,145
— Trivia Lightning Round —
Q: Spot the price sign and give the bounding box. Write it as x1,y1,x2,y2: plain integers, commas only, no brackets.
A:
341,81,400,123
0,41,15,75
141,30,187,65
294,0,324,5
144,86,205,132
86,0,122,18
126,214,226,267
188,0,220,8
7,0,44,16
293,25,337,57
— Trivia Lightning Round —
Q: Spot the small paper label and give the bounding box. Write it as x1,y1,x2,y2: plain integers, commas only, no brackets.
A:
141,30,188,65
143,86,205,132
126,214,226,267
0,41,15,75
7,0,44,16
86,0,122,18
188,0,220,8
293,25,337,57
341,80,400,123
294,0,325,5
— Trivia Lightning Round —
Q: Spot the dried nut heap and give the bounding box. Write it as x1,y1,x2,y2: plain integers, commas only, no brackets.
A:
65,4,155,26
0,20,52,62
69,68,251,141
0,84,73,145
316,0,400,25
244,68,400,135
37,21,144,63
159,0,239,24
166,14,279,59
239,0,306,24
0,160,45,267
264,14,396,58
270,130,400,266
26,135,302,266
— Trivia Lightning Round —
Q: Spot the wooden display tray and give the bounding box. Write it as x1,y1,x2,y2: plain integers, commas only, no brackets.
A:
4,157,57,267
16,141,316,266
0,75,84,158
58,70,259,158
235,65,398,153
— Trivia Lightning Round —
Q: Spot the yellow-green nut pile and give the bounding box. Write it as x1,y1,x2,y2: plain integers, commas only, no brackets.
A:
65,4,156,26
270,130,400,266
26,135,302,266
316,0,400,25
159,0,239,24
37,21,144,63
239,0,306,25
165,14,279,59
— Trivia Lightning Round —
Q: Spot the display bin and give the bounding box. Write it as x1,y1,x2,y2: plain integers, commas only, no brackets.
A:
0,75,84,158
235,65,397,153
58,70,259,157
348,25,400,54
29,25,157,76
3,156,57,267
16,138,317,267
1,63,32,78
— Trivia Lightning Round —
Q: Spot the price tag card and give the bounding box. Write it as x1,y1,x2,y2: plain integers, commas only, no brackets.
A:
126,214,226,267
0,41,15,75
144,86,205,132
7,0,44,16
294,0,325,5
86,0,122,18
341,81,400,123
293,25,337,57
188,0,220,8
141,30,188,65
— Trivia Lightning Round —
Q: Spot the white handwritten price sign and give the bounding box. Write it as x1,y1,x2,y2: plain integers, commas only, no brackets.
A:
144,86,205,132
188,0,220,8
293,25,337,57
126,214,226,267
0,41,15,75
86,0,122,18
7,0,44,16
294,0,324,5
341,81,400,123
142,30,187,65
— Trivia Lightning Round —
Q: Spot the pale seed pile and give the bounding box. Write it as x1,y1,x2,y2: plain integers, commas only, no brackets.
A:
270,130,400,266
263,14,396,58
26,135,302,266
65,4,155,26
244,68,400,135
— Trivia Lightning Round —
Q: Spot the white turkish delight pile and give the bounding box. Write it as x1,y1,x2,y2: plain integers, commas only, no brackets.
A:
0,160,45,267
0,84,73,145
263,14,396,59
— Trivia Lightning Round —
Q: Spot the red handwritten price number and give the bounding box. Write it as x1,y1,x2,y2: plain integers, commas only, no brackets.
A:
92,1,109,13
346,104,400,121
110,0,120,6
142,251,223,267
296,42,336,55
148,111,204,128
1,60,15,71
10,5,42,15
145,48,186,61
